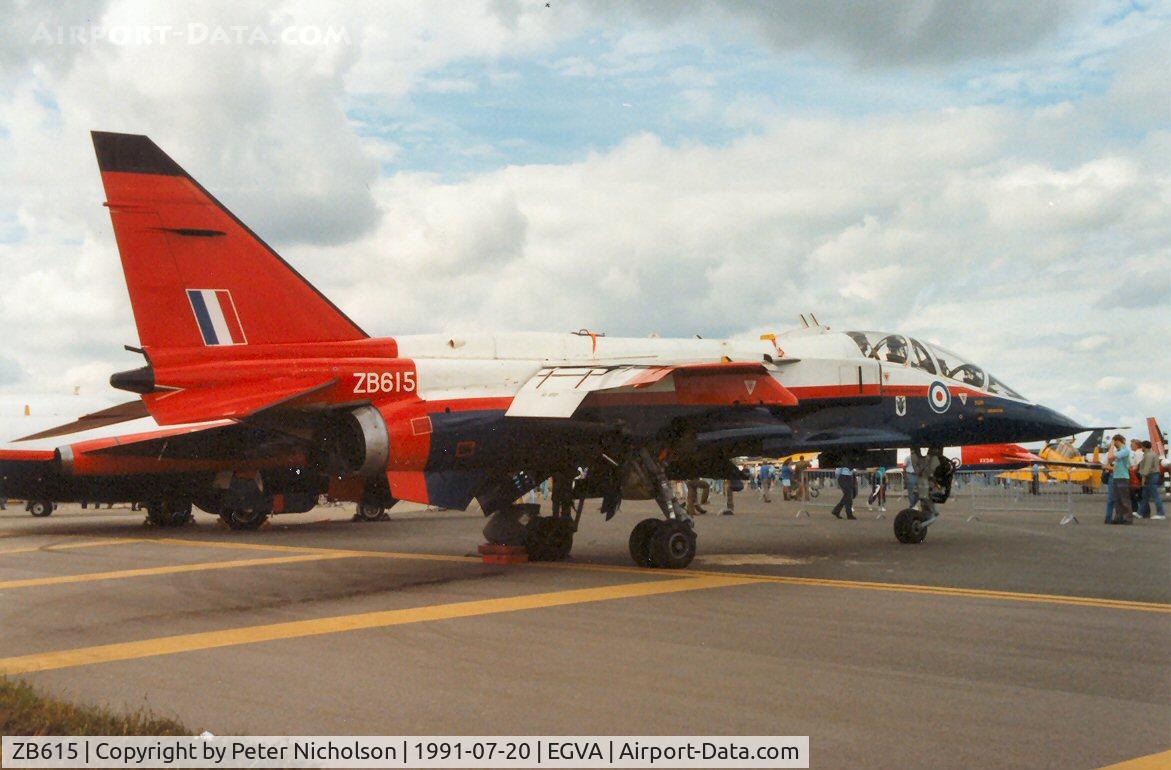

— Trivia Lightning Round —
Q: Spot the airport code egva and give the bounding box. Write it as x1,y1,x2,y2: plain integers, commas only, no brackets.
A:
1,735,809,768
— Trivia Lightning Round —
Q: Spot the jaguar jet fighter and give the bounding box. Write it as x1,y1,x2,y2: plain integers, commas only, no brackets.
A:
0,132,1084,567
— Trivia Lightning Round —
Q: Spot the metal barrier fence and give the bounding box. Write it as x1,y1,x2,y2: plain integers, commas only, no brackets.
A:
796,469,1096,525
795,470,894,519
950,471,1083,524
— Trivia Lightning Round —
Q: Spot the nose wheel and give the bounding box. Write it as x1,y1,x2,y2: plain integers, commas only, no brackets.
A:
894,508,931,544
629,518,697,568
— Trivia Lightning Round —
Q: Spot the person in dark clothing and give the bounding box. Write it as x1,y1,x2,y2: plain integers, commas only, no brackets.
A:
831,464,857,520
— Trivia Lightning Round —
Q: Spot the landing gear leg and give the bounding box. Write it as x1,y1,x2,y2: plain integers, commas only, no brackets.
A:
627,448,697,568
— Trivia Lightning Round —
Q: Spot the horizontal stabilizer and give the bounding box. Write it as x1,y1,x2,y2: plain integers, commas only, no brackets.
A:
144,378,337,425
15,400,150,442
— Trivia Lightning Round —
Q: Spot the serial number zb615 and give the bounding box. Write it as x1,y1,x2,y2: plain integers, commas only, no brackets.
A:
352,371,416,394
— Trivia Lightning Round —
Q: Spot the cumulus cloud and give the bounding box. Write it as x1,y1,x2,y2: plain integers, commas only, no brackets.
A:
592,0,1094,67
0,0,111,79
298,97,1168,424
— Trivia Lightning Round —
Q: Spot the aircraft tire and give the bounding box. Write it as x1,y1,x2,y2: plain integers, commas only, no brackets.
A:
894,508,927,544
526,516,574,561
628,518,661,567
28,500,53,517
649,519,697,569
355,503,387,522
147,501,193,527
220,508,269,531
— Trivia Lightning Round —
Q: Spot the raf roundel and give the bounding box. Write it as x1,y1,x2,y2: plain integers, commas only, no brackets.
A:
928,381,952,413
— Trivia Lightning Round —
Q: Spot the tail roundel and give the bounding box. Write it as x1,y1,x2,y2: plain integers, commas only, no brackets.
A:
91,131,367,350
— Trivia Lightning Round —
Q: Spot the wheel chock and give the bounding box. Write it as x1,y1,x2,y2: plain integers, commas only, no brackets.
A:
478,543,529,564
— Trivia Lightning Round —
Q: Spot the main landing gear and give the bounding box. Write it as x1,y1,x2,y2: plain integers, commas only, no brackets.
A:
629,518,696,568
354,502,390,522
27,500,54,517
219,508,269,531
482,502,577,562
145,500,194,528
480,449,698,568
526,514,575,562
627,448,697,569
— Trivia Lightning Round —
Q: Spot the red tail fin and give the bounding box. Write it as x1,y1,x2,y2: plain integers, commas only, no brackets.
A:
1150,418,1166,457
92,131,367,349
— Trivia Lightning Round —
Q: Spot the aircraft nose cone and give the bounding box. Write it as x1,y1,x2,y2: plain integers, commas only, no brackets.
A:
1030,404,1085,441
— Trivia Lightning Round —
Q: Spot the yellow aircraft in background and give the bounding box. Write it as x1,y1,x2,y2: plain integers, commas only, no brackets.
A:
997,432,1104,490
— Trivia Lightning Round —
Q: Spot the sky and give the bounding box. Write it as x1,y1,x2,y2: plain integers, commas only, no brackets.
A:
0,0,1167,435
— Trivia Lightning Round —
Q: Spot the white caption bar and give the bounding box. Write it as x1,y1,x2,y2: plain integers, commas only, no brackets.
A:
2,736,808,768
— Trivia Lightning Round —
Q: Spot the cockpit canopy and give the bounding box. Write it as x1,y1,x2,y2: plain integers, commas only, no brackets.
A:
845,331,1026,400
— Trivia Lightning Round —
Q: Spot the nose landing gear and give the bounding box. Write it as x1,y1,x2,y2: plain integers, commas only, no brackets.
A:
894,508,937,544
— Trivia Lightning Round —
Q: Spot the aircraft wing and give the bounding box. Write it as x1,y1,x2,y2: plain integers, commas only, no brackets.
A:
1000,449,1047,464
768,428,914,454
0,448,56,464
1039,458,1102,469
506,361,797,419
696,423,794,444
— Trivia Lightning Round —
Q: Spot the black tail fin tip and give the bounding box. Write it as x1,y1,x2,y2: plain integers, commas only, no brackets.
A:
1077,429,1105,455
91,131,187,177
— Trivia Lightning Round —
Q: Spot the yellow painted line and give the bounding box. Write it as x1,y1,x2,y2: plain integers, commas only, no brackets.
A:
29,533,1171,613
1097,749,1171,769
542,562,1171,614
151,536,483,563
719,573,1171,613
0,574,757,675
513,559,1170,613
0,537,145,556
0,552,361,590
131,538,1171,613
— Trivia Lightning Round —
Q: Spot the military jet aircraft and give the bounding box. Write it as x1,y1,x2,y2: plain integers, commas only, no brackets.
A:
0,132,1084,567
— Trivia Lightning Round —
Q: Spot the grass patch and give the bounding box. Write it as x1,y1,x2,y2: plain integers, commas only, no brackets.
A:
0,678,189,735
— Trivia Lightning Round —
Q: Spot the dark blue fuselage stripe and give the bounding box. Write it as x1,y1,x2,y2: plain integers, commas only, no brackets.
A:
187,290,219,344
